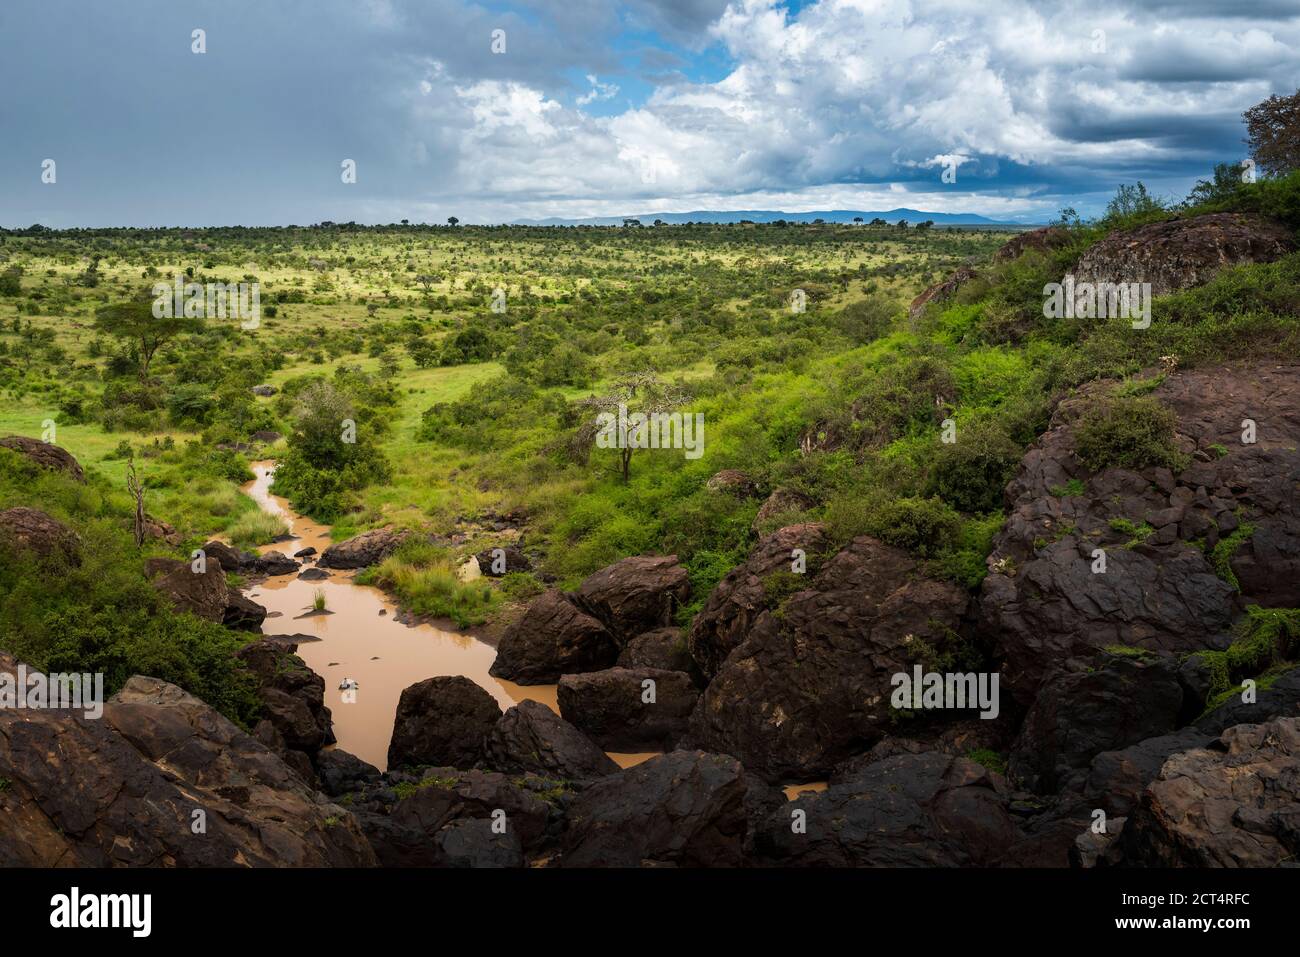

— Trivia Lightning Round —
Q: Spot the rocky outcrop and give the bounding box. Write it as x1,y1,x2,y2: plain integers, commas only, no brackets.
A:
1106,717,1300,867
558,667,698,751
690,536,972,781
1008,654,1184,793
617,627,693,674
318,528,409,569
993,225,1072,263
0,655,376,867
0,507,81,564
201,539,255,573
571,555,690,644
0,435,85,482
223,591,267,631
754,752,1019,866
980,364,1300,704
141,514,181,546
387,676,502,770
483,699,619,779
490,589,618,683
1070,212,1293,297
908,264,978,320
687,523,830,679
560,751,753,867
236,638,335,756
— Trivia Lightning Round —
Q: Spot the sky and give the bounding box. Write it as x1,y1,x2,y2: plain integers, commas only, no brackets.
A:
1,0,1298,226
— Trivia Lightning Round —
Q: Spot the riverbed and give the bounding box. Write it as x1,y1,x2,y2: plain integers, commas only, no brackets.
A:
240,461,657,772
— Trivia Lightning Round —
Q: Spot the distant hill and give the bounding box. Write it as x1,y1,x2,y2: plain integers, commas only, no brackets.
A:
510,208,1030,227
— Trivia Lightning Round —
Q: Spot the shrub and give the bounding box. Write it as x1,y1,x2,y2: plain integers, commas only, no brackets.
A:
926,423,1021,513
1073,395,1188,472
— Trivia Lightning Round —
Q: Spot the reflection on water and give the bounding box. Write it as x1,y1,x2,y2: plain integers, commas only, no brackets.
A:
241,462,658,772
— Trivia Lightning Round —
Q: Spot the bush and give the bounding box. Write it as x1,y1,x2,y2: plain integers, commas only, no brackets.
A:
1073,395,1188,472
356,539,499,628
226,508,289,548
927,423,1022,513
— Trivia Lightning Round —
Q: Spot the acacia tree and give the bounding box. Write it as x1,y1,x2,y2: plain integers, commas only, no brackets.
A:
94,299,203,380
1245,89,1300,177
571,371,690,482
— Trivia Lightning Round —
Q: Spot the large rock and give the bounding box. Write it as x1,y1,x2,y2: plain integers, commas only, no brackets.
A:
387,676,502,770
571,554,690,644
753,752,1020,867
147,556,233,623
1070,212,1293,297
908,264,978,320
558,667,698,751
201,539,254,573
223,590,267,631
318,528,409,569
0,655,376,867
560,751,752,867
1008,654,1184,794
236,638,335,755
252,550,299,576
0,435,85,482
1107,717,1300,867
705,469,759,497
483,699,618,779
616,627,694,674
688,523,830,679
357,767,558,866
0,507,81,564
315,748,382,797
980,364,1300,704
993,225,1072,263
690,536,972,781
489,589,618,684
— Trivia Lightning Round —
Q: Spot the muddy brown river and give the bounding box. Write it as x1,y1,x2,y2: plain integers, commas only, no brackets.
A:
241,462,657,772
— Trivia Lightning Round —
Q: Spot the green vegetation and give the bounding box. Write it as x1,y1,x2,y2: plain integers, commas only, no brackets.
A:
1199,606,1300,712
966,748,1008,776
1210,523,1256,591
227,509,289,548
0,448,259,724
1074,395,1188,473
356,539,499,627
1,166,1298,669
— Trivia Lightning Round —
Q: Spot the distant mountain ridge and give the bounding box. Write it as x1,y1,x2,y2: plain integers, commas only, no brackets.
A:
510,208,1031,227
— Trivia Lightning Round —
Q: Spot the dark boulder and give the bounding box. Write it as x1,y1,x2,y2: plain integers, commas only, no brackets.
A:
0,435,85,482
617,627,694,674
201,539,254,572
1008,654,1184,794
253,550,299,576
571,554,690,644
0,507,81,564
318,528,409,569
690,536,971,781
314,749,382,797
489,589,617,684
753,752,1020,867
429,818,524,868
558,667,698,751
147,556,232,624
560,751,752,867
387,676,502,770
236,638,335,754
687,523,830,679
483,699,618,779
474,545,531,577
223,590,268,631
